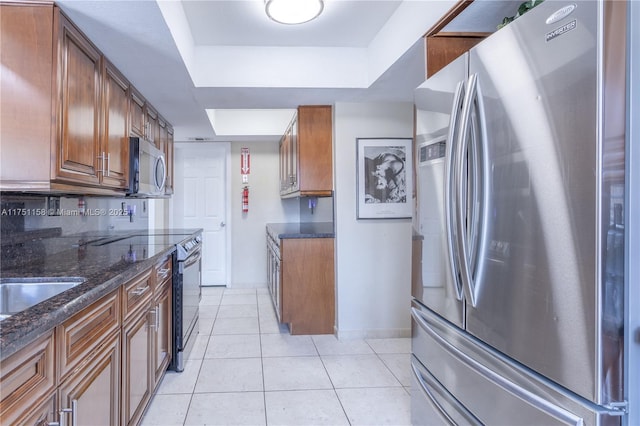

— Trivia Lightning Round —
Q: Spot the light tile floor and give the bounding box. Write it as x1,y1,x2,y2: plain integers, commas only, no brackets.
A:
142,287,412,426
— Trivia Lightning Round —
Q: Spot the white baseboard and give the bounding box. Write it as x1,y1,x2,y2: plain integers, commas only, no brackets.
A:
335,327,411,341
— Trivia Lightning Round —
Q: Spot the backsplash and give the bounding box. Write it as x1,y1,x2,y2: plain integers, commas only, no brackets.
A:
0,195,150,235
299,196,334,223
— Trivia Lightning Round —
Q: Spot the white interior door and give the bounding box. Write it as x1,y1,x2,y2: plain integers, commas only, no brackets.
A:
173,143,230,286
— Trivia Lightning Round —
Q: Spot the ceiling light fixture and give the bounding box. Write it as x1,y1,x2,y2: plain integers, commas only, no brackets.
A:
265,0,324,25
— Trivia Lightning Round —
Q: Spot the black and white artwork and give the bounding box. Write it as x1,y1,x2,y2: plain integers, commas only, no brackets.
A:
357,138,413,219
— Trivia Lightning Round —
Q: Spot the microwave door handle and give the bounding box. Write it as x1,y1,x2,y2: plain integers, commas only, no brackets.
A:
155,155,167,191
445,80,466,301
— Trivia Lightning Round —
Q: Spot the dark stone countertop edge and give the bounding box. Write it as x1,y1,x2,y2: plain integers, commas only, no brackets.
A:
0,230,201,361
266,222,335,239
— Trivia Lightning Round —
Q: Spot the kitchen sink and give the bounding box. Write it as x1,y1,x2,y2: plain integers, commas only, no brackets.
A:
0,277,85,320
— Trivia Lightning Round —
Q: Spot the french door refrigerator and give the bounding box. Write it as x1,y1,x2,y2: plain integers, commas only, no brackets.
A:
411,1,630,424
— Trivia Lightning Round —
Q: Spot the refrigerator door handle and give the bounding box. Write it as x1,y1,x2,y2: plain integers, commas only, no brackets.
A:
411,306,585,426
411,358,482,426
468,75,489,305
445,80,466,301
455,73,479,307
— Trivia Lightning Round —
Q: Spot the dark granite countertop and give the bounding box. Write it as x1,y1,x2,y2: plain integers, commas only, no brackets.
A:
266,222,335,240
0,228,201,360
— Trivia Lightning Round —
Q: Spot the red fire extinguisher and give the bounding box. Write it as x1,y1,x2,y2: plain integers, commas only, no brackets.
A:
242,186,249,213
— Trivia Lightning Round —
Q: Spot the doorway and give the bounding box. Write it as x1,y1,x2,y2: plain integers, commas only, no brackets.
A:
172,142,231,286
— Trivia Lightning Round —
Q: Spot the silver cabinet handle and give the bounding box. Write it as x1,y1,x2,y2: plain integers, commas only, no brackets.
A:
55,399,77,426
149,306,159,330
158,268,171,279
105,153,110,177
131,286,149,296
97,153,105,175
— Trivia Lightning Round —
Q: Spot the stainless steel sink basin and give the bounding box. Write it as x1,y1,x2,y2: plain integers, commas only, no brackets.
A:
0,277,85,320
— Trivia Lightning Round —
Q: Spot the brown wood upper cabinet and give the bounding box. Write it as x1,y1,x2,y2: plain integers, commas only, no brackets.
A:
423,1,490,78
146,106,159,148
130,87,146,139
0,2,173,197
54,11,103,187
425,33,486,78
102,59,131,189
279,105,333,198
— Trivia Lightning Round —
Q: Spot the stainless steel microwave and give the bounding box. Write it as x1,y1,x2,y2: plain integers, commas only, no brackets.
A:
127,137,166,197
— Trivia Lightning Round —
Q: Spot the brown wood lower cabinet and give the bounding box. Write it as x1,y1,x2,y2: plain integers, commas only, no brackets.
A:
274,237,335,335
19,392,57,426
152,278,172,390
58,332,120,426
0,264,174,426
0,331,56,426
121,269,154,426
122,306,152,426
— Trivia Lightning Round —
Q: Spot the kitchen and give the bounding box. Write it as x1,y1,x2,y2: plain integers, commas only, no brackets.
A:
0,0,638,425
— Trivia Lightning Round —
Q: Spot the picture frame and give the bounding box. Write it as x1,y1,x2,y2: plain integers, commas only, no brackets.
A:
356,137,413,219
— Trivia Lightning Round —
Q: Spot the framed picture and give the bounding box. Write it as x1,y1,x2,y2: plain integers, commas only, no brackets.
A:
356,137,413,219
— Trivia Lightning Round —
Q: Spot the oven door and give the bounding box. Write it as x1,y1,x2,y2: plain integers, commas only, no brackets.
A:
181,248,201,350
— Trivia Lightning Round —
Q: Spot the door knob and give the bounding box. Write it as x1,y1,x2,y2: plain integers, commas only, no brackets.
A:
220,222,226,228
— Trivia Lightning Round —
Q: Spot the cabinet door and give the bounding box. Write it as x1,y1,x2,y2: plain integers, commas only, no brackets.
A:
297,105,333,196
58,333,120,426
152,281,172,389
16,392,56,426
279,130,291,195
54,12,102,186
146,106,159,147
0,3,54,186
122,305,152,426
0,331,56,425
130,87,145,138
289,118,299,192
165,125,174,195
101,60,129,189
279,135,288,194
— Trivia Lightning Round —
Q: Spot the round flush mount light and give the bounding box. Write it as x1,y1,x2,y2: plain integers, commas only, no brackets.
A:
265,0,324,25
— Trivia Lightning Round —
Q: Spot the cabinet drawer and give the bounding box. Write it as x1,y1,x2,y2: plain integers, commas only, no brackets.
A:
123,269,153,320
154,256,172,290
0,330,56,425
56,289,120,381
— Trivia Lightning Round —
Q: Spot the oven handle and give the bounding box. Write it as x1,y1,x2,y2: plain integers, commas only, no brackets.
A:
182,249,202,269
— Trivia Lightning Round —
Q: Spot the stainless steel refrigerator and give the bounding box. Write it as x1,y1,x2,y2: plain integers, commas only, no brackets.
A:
411,1,631,424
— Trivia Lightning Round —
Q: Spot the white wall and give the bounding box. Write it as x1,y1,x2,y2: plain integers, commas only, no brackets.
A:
230,141,299,287
333,102,414,339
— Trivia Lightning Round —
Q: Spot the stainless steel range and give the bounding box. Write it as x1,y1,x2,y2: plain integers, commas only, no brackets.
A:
170,232,202,372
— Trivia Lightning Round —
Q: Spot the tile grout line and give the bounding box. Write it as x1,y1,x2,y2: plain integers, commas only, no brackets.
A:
185,288,221,424
256,289,270,426
312,336,353,426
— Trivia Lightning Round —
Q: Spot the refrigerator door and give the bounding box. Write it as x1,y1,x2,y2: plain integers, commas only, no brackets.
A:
413,53,467,329
411,302,621,426
462,0,624,405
